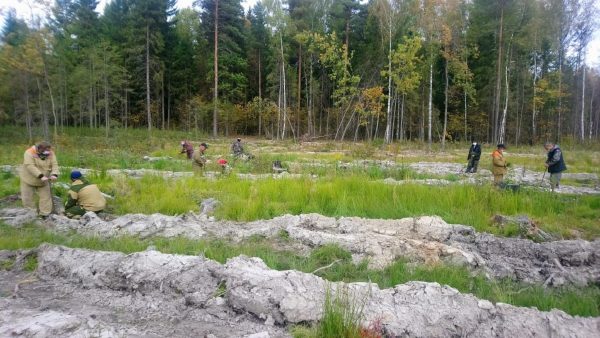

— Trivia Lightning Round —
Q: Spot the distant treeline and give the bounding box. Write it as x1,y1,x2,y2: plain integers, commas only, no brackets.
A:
0,0,599,145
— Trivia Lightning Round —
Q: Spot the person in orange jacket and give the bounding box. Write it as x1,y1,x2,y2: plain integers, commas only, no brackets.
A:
491,144,508,186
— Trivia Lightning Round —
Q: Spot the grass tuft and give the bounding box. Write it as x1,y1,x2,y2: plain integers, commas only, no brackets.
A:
317,286,365,338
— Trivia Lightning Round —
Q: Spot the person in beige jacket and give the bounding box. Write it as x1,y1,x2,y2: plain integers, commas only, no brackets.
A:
19,141,60,217
491,144,508,186
64,170,106,218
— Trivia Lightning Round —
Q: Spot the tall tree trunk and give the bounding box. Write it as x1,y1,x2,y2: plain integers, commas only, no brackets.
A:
161,72,165,130
167,80,171,130
400,93,405,141
89,61,93,129
258,51,262,137
280,31,287,139
124,81,128,129
213,0,219,137
33,33,58,139
532,50,538,143
557,40,564,140
390,87,396,141
384,25,393,144
421,84,425,141
589,79,594,140
23,74,32,143
499,66,509,144
43,63,57,140
428,63,433,149
498,34,513,144
277,69,281,139
297,44,302,137
36,78,49,140
493,6,505,143
78,96,82,128
580,65,585,141
307,55,313,136
464,54,468,141
442,58,448,150
63,65,67,131
104,52,109,138
146,25,152,133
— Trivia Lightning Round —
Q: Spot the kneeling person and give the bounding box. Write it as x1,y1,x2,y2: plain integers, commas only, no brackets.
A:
64,171,106,218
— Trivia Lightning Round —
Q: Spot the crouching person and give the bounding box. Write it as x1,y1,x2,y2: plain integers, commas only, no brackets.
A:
64,170,106,218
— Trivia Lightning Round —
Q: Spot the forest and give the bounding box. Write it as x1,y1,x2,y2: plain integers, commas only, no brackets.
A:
0,0,598,146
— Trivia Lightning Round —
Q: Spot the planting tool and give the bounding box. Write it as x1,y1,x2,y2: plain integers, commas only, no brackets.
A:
538,171,546,188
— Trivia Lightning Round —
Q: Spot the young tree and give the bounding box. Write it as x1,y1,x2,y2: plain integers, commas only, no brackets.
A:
388,35,422,141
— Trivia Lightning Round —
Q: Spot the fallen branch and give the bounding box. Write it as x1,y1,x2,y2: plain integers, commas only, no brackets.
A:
12,274,38,299
312,259,342,274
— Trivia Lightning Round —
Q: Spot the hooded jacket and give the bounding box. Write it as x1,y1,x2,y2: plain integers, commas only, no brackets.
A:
65,179,106,212
491,149,507,175
19,146,60,187
546,146,567,173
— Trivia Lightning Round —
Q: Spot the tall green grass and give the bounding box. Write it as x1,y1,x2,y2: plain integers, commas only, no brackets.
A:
315,287,365,338
1,223,598,317
2,168,598,238
89,174,599,238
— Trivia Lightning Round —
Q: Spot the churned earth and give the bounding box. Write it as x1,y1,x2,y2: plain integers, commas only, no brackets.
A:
1,244,599,338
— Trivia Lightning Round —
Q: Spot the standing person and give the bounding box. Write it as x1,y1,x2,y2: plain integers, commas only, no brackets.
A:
466,142,482,173
180,140,194,159
544,142,567,191
231,138,244,157
19,141,59,218
64,170,106,218
192,143,208,172
491,144,508,186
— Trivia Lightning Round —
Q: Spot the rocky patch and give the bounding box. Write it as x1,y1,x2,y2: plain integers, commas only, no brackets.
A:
1,208,599,287
1,244,598,337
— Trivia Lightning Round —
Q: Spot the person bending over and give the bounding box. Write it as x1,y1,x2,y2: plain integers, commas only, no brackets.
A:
20,141,59,218
64,170,106,218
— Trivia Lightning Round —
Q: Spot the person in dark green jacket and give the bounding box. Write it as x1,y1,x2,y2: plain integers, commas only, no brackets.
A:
64,171,106,218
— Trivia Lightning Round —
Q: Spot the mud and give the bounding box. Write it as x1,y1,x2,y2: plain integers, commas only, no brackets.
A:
2,208,599,287
0,249,288,337
1,244,598,338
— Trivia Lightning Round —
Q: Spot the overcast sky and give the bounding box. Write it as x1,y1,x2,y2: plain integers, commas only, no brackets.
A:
1,0,599,66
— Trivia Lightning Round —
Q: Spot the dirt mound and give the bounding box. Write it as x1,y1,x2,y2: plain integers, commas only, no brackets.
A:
2,208,599,287
1,244,598,337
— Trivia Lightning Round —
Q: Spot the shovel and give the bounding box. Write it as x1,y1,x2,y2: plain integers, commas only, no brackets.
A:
538,171,546,188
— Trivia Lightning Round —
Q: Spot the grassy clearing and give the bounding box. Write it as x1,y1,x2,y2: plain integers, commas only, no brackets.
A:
63,174,597,239
2,127,599,175
1,222,598,317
